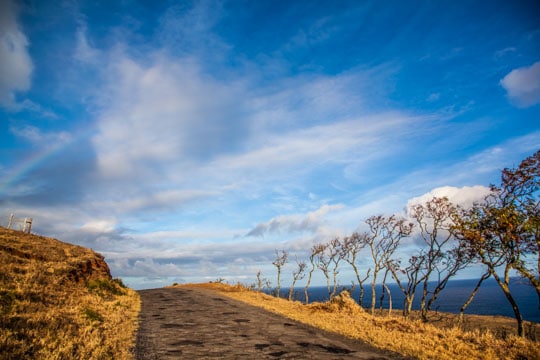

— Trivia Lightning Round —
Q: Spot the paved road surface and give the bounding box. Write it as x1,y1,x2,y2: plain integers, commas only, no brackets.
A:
135,287,412,359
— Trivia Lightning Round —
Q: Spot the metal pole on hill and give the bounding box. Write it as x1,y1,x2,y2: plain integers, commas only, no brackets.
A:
7,213,14,229
24,218,32,234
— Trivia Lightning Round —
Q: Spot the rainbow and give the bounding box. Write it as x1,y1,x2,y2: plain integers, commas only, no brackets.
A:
0,129,92,195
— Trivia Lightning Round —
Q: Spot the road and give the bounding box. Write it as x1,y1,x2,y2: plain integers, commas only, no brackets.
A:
135,288,410,360
135,287,412,359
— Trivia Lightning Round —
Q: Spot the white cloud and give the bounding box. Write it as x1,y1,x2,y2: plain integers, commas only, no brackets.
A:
494,47,516,59
0,0,33,109
103,236,280,278
130,228,244,243
157,1,225,51
500,61,540,108
10,125,72,145
88,49,417,221
93,54,402,182
81,219,117,233
442,133,540,185
406,185,491,213
92,54,246,178
246,204,344,237
109,258,187,277
210,111,415,183
370,132,540,212
12,99,58,117
74,22,101,63
112,189,219,213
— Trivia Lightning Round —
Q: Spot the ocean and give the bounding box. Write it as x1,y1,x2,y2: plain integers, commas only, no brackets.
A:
274,278,540,323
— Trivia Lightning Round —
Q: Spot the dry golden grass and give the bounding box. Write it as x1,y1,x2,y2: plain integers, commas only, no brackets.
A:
0,227,140,360
187,282,540,360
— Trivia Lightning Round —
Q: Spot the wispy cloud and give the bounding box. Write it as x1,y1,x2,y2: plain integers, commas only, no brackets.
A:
105,189,220,214
500,61,540,108
246,204,344,237
10,125,72,146
156,0,229,60
86,46,417,223
74,21,101,64
0,0,33,109
92,53,247,178
218,112,414,174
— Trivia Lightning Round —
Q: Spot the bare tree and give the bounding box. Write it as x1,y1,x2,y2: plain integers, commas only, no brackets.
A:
410,197,467,321
255,270,272,292
314,243,332,299
426,242,472,314
341,232,371,306
304,243,325,304
378,267,393,316
312,239,344,300
366,215,413,315
272,249,288,298
328,237,345,299
288,256,307,301
387,253,427,318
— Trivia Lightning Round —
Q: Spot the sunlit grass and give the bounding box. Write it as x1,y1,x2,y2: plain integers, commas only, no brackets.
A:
186,282,539,360
0,227,140,359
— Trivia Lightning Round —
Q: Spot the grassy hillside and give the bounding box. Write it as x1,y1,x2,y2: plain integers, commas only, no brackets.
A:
185,282,540,360
0,227,140,359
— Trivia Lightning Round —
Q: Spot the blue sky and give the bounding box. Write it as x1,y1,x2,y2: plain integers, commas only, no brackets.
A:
1,0,539,289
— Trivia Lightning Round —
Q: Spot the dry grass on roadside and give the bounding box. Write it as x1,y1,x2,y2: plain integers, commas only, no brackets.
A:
0,227,140,360
187,282,539,360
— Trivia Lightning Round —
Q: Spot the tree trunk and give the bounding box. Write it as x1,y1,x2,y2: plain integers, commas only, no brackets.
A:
288,281,296,301
256,271,261,292
403,296,413,318
331,268,339,300
358,284,365,308
492,271,524,336
276,268,281,298
426,279,449,312
379,270,389,313
351,264,362,306
383,283,392,316
370,277,377,315
420,280,429,321
351,263,369,307
378,283,386,313
324,271,331,299
304,268,314,305
459,272,490,324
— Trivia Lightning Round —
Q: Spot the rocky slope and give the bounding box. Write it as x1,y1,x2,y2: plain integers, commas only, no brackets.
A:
0,227,111,284
0,226,140,359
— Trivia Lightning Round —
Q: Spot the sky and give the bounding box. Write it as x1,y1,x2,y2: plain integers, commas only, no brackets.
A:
1,0,539,290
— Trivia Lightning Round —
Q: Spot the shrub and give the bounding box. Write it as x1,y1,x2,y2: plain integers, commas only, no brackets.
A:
112,277,127,288
87,279,125,296
83,307,104,323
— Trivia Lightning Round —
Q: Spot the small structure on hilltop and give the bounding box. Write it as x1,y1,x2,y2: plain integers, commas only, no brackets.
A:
6,213,32,234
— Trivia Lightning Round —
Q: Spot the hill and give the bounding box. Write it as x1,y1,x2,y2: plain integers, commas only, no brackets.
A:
0,227,140,359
